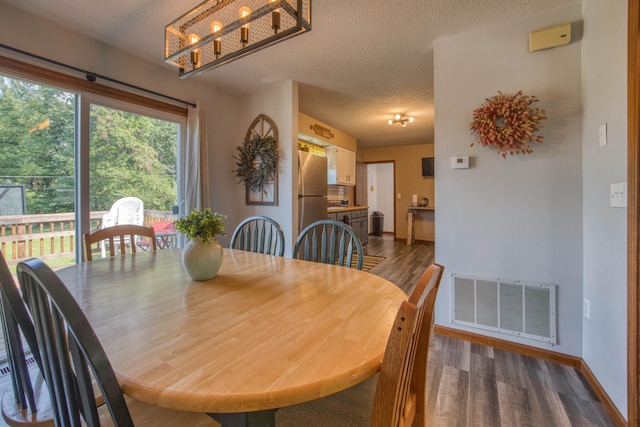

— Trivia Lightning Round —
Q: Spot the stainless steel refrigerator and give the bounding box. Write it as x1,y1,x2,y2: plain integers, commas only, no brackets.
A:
298,151,327,232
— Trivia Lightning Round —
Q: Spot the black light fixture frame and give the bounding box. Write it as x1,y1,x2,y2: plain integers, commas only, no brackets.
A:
165,0,311,79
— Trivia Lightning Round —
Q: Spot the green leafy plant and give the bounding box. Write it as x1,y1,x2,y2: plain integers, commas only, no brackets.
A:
174,208,226,244
232,135,278,194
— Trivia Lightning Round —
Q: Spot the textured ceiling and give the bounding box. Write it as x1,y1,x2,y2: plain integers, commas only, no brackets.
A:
1,0,580,147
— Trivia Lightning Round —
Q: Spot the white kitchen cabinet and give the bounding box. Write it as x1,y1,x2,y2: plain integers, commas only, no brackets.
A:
326,147,356,186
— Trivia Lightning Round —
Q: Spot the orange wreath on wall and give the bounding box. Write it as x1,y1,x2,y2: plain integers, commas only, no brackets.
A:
469,91,547,158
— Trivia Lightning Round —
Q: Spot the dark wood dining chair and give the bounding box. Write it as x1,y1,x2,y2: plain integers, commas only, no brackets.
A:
84,224,157,261
230,216,285,256
293,219,364,270
16,258,217,427
0,253,53,426
277,263,444,427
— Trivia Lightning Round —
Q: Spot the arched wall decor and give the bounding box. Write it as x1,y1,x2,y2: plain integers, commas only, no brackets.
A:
242,114,279,206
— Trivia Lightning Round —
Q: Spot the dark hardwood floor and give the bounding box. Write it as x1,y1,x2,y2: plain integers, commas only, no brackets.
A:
363,234,617,427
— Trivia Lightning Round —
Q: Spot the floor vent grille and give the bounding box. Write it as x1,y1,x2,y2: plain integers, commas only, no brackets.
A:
0,355,36,377
451,273,557,344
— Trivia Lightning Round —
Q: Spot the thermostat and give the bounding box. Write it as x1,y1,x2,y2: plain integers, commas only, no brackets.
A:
451,156,469,169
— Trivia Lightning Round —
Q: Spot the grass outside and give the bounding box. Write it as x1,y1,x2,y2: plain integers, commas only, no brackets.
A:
2,237,76,275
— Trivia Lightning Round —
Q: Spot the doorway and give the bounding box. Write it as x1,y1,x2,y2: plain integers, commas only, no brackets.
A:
366,162,395,235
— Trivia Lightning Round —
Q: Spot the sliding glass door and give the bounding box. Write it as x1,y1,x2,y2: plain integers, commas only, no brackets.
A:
0,73,185,267
0,75,78,267
86,101,180,259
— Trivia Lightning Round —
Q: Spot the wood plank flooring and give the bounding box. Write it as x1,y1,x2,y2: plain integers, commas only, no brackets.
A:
0,235,618,426
364,234,617,426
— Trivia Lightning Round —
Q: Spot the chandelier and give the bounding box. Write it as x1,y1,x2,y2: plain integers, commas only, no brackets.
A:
165,0,312,79
388,114,414,127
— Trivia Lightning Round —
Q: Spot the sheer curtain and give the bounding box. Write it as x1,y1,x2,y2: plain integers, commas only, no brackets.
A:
183,102,210,215
179,102,210,247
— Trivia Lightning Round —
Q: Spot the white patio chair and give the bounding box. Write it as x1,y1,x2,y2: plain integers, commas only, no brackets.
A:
100,197,144,257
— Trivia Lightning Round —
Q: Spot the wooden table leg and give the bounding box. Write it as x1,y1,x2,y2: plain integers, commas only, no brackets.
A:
209,409,277,427
407,212,414,246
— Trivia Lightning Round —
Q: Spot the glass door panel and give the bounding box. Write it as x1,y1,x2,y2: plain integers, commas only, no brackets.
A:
0,75,77,270
87,103,179,259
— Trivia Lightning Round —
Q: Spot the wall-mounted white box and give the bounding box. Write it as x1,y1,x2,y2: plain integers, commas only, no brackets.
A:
529,23,572,52
610,182,627,208
451,156,469,169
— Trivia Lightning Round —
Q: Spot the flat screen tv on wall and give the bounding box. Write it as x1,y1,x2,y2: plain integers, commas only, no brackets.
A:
421,157,434,177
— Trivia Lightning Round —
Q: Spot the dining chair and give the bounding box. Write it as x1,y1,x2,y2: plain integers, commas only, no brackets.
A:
84,224,157,261
293,219,364,270
277,263,444,427
0,253,53,426
16,258,217,427
230,216,285,256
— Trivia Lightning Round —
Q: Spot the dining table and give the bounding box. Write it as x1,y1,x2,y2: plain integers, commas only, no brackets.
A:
54,248,407,427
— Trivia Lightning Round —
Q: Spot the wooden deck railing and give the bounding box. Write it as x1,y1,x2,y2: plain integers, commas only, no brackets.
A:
0,210,177,363
0,210,177,265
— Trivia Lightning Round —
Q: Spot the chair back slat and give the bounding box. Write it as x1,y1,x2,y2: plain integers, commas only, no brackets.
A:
293,220,364,270
255,222,265,252
321,225,330,264
371,263,444,427
84,224,156,261
1,297,35,410
230,216,285,256
0,253,46,416
17,258,135,427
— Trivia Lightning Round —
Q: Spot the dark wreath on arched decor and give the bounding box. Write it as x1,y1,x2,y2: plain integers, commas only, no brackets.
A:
232,114,279,205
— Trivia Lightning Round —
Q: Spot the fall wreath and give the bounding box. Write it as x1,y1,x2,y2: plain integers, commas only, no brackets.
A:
469,91,547,158
232,135,279,194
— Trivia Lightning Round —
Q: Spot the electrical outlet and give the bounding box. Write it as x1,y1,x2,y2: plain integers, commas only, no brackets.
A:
583,298,591,319
610,182,627,208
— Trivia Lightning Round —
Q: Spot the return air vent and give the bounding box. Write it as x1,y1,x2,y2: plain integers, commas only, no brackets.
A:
451,273,557,344
0,355,36,376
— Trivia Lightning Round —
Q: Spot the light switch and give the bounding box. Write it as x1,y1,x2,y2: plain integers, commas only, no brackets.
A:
610,182,627,208
397,193,401,199
583,298,591,319
599,123,607,147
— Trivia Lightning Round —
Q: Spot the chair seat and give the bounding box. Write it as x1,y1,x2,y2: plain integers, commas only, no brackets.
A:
1,373,54,426
99,396,219,427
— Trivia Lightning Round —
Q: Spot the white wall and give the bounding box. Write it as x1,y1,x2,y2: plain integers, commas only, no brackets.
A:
367,165,379,234
434,3,584,358
367,163,395,233
581,0,628,417
236,81,298,256
0,2,241,246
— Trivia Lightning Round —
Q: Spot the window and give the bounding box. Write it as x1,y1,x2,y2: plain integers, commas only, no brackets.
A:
0,75,78,266
0,69,186,268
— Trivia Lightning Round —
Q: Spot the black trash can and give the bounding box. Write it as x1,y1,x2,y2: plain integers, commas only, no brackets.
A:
372,211,384,236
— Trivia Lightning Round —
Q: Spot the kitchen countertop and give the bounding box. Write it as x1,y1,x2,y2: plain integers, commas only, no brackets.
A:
327,206,369,213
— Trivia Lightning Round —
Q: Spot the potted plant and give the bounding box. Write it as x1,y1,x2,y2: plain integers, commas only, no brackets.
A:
174,208,227,280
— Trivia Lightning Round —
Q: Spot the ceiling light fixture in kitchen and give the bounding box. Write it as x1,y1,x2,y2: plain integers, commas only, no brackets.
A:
388,114,414,127
165,0,312,79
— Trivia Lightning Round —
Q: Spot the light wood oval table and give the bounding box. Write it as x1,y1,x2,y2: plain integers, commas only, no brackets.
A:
55,249,407,427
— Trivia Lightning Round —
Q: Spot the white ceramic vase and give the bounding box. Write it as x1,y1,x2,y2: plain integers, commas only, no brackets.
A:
181,238,223,281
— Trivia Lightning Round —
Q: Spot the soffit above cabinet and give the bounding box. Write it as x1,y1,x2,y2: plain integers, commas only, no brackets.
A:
298,112,357,152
